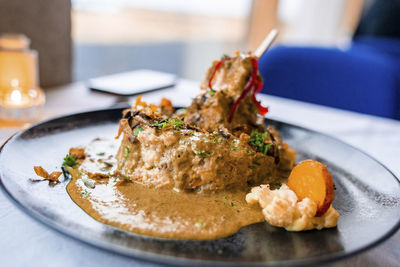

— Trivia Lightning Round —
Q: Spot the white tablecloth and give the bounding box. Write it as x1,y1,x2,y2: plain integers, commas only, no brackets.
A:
1,79,399,266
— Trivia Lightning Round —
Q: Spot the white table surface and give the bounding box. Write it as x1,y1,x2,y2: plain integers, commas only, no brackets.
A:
0,79,399,267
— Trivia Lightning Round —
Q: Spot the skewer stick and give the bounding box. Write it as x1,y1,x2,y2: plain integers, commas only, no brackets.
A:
254,28,279,58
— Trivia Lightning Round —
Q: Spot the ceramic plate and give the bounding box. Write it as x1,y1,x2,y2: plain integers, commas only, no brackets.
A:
0,108,399,266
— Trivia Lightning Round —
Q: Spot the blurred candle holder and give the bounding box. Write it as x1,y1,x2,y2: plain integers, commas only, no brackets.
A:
0,33,45,127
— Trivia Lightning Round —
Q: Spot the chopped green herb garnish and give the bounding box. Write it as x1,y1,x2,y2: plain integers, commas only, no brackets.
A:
197,221,204,227
211,139,216,143
232,139,239,144
230,145,237,151
133,127,144,136
222,54,229,59
217,137,223,144
63,154,78,168
248,130,271,155
247,149,255,156
152,118,185,130
202,137,209,141
193,148,212,158
208,90,215,97
123,146,131,158
152,121,166,129
171,118,185,130
248,166,255,170
236,210,240,213
97,152,105,156
224,196,229,200
136,197,140,200
213,131,219,136
231,202,235,207
186,130,194,136
113,177,118,183
81,191,91,198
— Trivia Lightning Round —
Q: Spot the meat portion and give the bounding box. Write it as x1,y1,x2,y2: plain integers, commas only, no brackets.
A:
185,54,263,132
184,53,295,172
116,109,282,191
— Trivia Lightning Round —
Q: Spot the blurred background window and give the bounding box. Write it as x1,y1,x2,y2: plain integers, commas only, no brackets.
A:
71,0,365,81
71,0,252,81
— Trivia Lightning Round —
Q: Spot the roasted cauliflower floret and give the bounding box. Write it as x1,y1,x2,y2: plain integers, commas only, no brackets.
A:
246,184,339,231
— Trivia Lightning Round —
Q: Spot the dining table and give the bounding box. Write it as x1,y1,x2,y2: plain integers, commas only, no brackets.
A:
0,74,399,267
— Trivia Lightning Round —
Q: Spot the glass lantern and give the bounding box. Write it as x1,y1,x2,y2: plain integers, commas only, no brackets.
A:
0,33,45,127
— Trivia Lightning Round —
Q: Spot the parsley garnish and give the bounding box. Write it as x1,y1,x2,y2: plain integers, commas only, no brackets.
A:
208,90,215,97
133,127,144,136
194,148,212,158
230,145,237,151
123,146,131,158
81,191,91,198
152,118,185,130
171,118,185,130
97,152,105,156
197,221,204,227
63,155,78,168
152,121,166,129
248,130,271,155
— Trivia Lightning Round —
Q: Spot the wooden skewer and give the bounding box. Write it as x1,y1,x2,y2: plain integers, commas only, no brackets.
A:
254,28,279,58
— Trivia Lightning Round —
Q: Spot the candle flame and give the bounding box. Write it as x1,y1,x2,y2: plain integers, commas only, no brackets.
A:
10,89,22,103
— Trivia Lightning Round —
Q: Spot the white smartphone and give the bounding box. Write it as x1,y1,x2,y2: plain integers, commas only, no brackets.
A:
88,69,176,96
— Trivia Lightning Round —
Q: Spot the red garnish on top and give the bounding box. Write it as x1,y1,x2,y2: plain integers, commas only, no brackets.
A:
208,55,268,122
227,57,268,122
208,56,230,91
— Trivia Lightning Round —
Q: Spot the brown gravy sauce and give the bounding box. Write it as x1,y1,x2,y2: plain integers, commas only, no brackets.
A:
66,139,266,240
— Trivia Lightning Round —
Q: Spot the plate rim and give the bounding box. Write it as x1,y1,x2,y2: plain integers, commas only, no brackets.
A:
0,107,399,266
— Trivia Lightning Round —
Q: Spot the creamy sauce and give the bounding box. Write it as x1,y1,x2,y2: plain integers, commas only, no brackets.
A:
66,139,265,240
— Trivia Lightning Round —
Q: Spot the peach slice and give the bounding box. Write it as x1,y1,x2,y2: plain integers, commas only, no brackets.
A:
288,160,334,217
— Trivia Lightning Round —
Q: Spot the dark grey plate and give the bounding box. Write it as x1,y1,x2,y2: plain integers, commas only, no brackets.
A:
0,108,399,266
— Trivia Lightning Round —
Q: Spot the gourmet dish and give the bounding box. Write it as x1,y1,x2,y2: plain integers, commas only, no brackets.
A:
35,52,339,240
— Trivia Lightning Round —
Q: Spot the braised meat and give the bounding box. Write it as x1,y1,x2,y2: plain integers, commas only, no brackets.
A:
115,52,295,192
116,109,282,191
185,54,264,132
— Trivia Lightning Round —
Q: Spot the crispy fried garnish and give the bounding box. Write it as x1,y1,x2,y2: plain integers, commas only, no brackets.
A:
135,95,147,107
88,172,109,180
132,95,161,117
69,148,85,159
160,97,174,116
34,166,62,182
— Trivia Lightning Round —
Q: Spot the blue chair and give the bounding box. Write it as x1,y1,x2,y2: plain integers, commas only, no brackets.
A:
258,37,400,119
